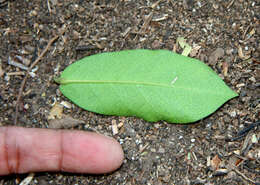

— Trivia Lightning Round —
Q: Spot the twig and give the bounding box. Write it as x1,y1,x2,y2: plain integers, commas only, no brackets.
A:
14,31,64,125
226,0,235,9
140,12,153,33
19,173,34,185
232,165,256,184
229,121,260,141
134,12,153,41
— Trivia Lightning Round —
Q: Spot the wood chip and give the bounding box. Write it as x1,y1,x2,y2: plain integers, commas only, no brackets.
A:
0,63,4,77
238,45,245,59
151,0,162,9
19,173,34,185
152,14,168,22
6,71,25,76
118,122,124,128
222,62,228,76
112,119,118,135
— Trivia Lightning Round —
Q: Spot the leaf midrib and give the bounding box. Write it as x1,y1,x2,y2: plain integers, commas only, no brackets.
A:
57,78,235,97
57,78,173,88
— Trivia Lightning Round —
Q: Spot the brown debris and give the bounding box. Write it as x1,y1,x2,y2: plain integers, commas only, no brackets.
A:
48,115,85,129
237,45,251,60
0,62,4,77
222,62,229,77
208,48,225,65
211,155,221,171
140,12,153,34
189,45,201,57
48,103,63,120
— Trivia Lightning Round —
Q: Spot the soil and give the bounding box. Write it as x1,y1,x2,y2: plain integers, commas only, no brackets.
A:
0,0,259,184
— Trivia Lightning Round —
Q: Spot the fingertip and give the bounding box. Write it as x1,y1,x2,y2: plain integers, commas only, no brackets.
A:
103,136,124,173
61,131,124,174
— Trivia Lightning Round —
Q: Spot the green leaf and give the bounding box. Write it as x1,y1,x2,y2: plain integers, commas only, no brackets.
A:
55,49,238,123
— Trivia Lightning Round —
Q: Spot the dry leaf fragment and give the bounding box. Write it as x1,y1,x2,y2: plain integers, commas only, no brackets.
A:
211,155,221,170
208,48,224,65
48,115,84,129
189,45,201,57
48,103,63,120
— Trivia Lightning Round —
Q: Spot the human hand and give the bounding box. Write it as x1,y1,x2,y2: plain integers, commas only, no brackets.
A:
0,126,124,175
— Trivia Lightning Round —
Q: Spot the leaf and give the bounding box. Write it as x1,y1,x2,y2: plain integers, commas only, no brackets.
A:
55,49,238,124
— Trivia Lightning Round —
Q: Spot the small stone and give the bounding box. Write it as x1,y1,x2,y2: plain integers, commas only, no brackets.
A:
233,150,240,155
29,10,37,16
158,147,165,153
251,134,258,144
24,104,29,110
229,111,236,117
249,76,256,82
60,101,72,109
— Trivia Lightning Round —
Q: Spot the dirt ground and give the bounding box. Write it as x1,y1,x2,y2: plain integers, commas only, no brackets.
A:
0,0,259,184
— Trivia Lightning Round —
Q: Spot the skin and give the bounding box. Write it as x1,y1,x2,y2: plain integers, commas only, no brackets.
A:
0,127,124,175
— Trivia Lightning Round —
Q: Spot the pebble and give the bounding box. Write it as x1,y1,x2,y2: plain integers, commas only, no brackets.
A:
158,147,165,153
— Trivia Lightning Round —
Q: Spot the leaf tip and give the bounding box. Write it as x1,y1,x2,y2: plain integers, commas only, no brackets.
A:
231,89,239,98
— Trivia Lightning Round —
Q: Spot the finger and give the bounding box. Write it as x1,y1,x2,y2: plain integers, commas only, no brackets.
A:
0,126,124,175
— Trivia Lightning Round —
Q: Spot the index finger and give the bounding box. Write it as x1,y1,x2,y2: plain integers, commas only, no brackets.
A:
0,127,124,175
